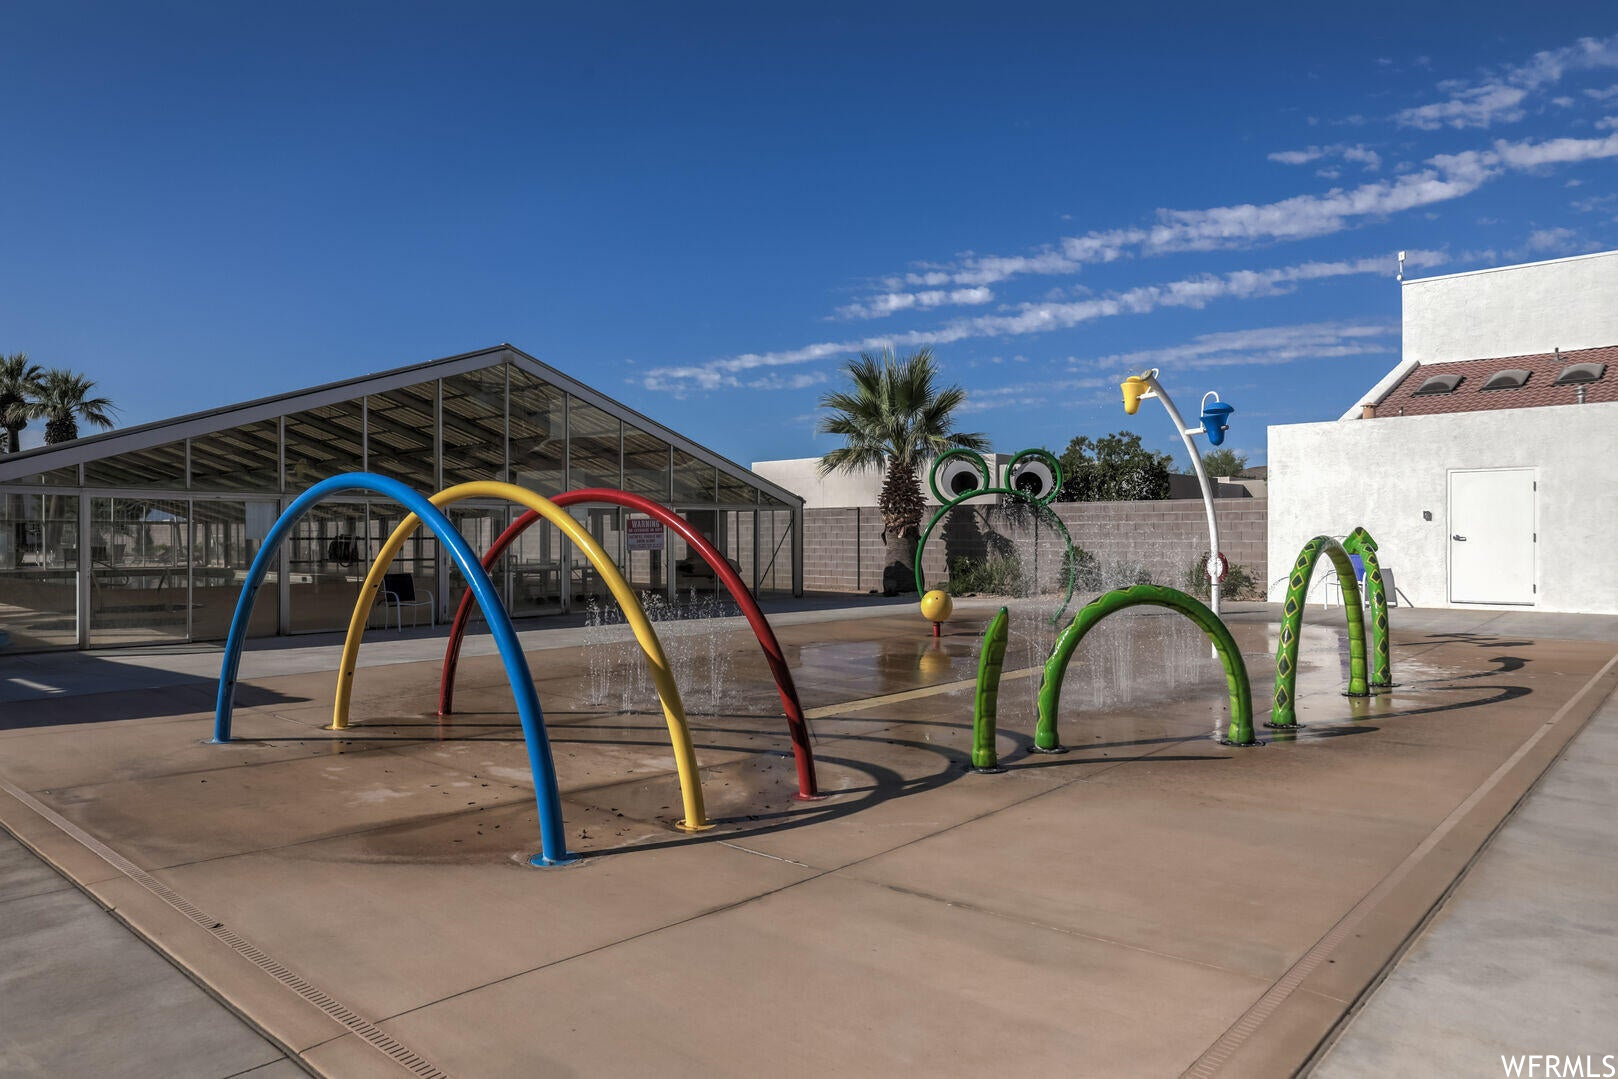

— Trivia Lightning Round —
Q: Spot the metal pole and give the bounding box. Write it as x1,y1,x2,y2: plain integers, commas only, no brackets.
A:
1142,374,1222,618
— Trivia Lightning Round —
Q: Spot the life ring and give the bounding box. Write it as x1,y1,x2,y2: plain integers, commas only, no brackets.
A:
1206,552,1229,584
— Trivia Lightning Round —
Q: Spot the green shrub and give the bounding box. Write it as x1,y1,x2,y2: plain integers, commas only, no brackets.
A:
1182,551,1260,601
943,554,1026,596
1063,545,1103,590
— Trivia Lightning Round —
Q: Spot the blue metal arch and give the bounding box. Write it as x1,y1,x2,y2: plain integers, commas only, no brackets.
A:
210,473,576,866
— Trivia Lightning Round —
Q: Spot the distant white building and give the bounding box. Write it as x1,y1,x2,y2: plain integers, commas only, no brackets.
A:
753,454,1256,507
1268,249,1618,614
750,454,1010,509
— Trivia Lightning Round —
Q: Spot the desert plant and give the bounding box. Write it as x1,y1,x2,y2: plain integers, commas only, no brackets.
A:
1200,448,1249,478
0,353,44,453
1182,551,1260,601
24,370,116,444
944,554,1027,597
817,348,987,594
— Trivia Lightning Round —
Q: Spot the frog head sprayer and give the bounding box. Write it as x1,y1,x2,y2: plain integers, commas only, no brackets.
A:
913,448,1077,627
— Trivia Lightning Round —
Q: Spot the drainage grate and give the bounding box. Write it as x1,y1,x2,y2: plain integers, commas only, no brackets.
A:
0,778,449,1079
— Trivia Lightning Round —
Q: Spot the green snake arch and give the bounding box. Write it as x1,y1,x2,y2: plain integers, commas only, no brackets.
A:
1269,534,1384,730
970,585,1258,771
1343,526,1394,690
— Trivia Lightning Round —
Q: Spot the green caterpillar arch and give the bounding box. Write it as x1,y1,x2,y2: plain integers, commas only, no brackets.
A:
1269,535,1373,730
970,585,1257,771
914,489,1078,625
971,607,1011,771
1342,526,1394,689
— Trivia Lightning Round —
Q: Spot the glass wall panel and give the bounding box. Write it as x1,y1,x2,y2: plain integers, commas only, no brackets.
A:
89,497,189,646
365,503,438,629
722,510,757,589
2,466,80,486
443,503,505,629
671,450,716,504
758,510,794,593
285,400,363,490
0,492,79,651
287,501,368,632
190,419,280,492
570,506,620,606
671,509,721,596
442,368,506,485
717,471,757,507
507,517,563,617
366,382,437,489
622,429,670,500
191,500,279,640
85,439,187,489
509,368,564,495
566,397,620,491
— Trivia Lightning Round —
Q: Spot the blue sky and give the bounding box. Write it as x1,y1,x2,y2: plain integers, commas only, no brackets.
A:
4,3,1617,470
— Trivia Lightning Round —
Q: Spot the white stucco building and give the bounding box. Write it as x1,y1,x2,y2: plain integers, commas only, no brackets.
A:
1268,249,1618,614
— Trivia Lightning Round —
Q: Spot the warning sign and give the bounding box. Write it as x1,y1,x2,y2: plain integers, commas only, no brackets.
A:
626,516,665,552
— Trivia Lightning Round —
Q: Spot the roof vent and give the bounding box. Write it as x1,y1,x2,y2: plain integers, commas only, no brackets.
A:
1480,369,1532,391
1554,362,1607,385
1412,372,1464,396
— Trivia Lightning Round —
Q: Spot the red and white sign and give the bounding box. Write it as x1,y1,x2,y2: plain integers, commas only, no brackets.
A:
626,516,665,552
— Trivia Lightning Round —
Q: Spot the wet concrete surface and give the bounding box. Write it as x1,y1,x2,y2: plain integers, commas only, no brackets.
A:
1,601,1615,1076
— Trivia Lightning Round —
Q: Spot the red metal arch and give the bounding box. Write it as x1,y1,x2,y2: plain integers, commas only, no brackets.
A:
439,487,821,800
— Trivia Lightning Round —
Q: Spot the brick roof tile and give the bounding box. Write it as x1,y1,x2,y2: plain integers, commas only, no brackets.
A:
1371,344,1618,417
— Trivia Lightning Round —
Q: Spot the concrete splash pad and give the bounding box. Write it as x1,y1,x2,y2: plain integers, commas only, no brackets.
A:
2,602,1615,1077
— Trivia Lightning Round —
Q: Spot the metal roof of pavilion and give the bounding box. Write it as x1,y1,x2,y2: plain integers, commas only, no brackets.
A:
0,344,802,505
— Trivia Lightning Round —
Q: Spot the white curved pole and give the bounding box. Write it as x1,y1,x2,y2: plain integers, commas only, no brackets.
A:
1139,372,1222,618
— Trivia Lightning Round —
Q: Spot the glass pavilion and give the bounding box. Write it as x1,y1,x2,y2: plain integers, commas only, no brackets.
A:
0,345,802,653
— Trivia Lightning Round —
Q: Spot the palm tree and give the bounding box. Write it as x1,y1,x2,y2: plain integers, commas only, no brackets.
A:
0,353,45,453
817,347,988,593
25,370,117,444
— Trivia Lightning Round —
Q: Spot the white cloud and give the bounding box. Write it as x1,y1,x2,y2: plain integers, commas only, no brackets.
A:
1489,131,1618,168
956,321,1399,413
1396,84,1529,130
836,286,994,320
640,253,1435,393
1585,85,1618,101
857,131,1615,300
745,371,830,391
1521,227,1581,254
1597,116,1618,131
1270,144,1382,171
839,144,1526,307
1396,33,1618,130
954,376,1117,414
1269,148,1324,165
1073,321,1399,376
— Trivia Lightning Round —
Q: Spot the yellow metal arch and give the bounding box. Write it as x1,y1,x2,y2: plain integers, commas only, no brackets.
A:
333,481,708,831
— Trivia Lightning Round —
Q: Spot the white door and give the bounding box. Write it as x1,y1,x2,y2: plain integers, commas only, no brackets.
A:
1449,469,1536,605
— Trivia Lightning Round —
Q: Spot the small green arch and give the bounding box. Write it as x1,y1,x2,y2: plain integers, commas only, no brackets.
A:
970,585,1257,770
1271,535,1370,729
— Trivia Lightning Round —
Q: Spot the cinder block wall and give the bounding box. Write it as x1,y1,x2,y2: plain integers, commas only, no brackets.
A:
803,499,1267,594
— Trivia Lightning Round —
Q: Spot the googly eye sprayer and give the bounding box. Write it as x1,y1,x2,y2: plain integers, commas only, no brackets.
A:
913,447,1078,628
